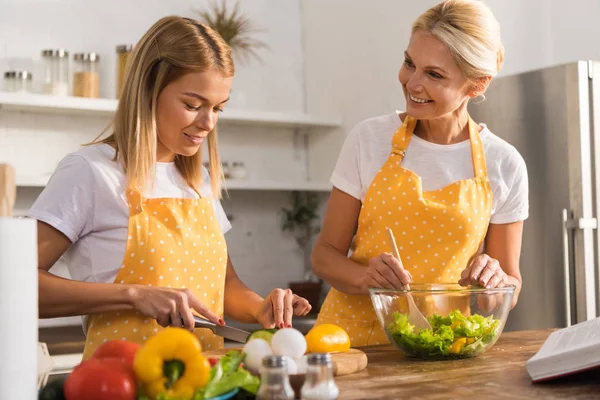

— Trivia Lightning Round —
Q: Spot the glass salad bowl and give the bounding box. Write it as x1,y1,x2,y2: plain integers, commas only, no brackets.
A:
369,283,515,360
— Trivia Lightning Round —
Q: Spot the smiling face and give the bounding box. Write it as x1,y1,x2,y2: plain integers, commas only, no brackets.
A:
398,30,479,120
155,69,233,162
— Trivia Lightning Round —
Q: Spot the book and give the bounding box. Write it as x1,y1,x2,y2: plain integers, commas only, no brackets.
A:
525,317,600,382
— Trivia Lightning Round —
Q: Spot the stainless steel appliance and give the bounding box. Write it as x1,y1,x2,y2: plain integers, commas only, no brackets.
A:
469,61,600,331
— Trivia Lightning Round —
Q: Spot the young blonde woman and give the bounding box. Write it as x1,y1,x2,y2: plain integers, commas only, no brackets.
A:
30,16,311,359
312,0,528,346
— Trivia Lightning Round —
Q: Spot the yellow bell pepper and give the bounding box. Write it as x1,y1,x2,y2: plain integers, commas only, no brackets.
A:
448,337,467,354
450,321,464,330
306,324,351,353
133,327,210,400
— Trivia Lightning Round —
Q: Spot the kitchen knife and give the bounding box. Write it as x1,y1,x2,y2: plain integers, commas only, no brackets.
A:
193,316,251,343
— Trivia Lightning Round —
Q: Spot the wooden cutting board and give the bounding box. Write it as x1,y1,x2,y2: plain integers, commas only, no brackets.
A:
0,164,16,217
203,348,368,377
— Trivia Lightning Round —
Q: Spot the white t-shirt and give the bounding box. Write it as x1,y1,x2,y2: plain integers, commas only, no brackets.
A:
28,143,232,285
331,112,529,224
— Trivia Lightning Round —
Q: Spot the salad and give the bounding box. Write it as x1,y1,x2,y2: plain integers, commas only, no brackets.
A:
386,310,501,359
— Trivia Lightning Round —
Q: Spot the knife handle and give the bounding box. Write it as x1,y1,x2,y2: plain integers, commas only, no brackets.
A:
193,316,217,333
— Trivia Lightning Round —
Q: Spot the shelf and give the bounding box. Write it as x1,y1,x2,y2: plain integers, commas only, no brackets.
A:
0,92,341,129
17,175,332,192
39,317,81,329
224,180,331,191
16,175,51,187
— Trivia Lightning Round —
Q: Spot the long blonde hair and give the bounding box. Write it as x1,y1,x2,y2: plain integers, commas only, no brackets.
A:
412,0,504,81
96,16,234,198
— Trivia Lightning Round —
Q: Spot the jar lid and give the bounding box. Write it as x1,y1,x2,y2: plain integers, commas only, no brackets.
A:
4,70,33,80
42,49,69,58
73,52,100,62
307,353,332,366
262,355,287,368
116,44,133,53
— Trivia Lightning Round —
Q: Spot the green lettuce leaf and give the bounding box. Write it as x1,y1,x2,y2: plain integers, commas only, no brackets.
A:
193,351,260,400
386,310,501,357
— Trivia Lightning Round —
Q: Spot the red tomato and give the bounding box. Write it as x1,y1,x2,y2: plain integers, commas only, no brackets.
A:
92,340,140,369
208,357,218,367
64,357,136,400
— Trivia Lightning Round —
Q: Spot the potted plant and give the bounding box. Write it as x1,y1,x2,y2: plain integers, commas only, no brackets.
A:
196,0,267,64
280,191,323,314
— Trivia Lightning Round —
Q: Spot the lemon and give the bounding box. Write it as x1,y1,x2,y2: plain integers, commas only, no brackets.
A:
305,324,351,353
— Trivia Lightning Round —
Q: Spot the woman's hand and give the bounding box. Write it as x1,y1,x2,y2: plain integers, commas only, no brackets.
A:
254,289,312,329
127,285,224,331
458,254,508,288
362,253,412,290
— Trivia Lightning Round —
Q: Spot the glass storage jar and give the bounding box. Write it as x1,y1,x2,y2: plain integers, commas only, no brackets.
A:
3,71,33,93
41,49,69,96
116,44,132,98
73,52,100,98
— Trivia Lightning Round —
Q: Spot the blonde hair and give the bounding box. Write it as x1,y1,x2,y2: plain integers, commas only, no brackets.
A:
95,16,234,198
412,0,504,81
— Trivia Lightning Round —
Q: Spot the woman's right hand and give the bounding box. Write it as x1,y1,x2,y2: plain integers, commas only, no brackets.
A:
127,285,224,331
363,253,413,290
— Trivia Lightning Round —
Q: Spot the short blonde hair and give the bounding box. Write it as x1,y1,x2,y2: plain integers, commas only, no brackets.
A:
96,16,234,198
412,0,504,80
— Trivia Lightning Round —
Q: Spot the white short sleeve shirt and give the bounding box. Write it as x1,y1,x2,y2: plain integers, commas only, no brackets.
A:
27,143,231,285
330,112,529,224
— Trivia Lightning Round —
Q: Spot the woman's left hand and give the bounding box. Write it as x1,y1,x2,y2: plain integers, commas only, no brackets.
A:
458,254,508,288
255,288,312,329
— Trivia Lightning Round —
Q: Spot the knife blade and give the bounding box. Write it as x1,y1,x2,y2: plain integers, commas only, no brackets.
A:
193,316,251,343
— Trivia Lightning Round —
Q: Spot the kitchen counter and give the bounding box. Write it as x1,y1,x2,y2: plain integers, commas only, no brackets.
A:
44,328,599,398
337,329,599,399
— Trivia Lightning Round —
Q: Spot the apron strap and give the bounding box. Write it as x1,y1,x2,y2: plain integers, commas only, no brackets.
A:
468,116,488,179
391,114,417,156
125,187,144,214
391,114,488,179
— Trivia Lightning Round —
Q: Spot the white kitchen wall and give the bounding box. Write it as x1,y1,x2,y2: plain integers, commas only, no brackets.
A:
302,0,438,181
0,0,329,326
303,0,600,178
484,0,600,77
0,0,304,110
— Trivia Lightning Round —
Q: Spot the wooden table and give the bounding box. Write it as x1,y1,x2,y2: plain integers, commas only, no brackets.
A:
337,329,599,399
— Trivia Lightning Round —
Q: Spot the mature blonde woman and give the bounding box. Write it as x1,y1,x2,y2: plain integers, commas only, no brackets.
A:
30,16,311,359
312,0,528,346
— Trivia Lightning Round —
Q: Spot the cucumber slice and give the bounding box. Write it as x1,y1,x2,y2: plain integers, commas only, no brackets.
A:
247,328,278,344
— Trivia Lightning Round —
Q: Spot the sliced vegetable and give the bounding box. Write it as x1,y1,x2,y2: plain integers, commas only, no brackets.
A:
246,328,277,344
208,358,218,367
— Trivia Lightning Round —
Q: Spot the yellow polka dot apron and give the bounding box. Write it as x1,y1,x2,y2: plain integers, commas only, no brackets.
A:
316,114,493,346
82,189,228,359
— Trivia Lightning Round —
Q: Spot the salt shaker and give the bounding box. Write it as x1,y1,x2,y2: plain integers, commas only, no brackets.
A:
256,355,295,400
300,353,339,400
